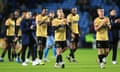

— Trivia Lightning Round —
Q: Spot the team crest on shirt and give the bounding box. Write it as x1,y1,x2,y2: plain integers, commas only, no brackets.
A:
97,43,101,47
38,40,42,44
73,21,78,24
56,43,60,47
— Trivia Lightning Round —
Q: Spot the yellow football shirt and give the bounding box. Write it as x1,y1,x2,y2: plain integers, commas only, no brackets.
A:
36,14,49,37
6,18,15,36
94,17,110,41
52,18,66,41
16,17,22,36
67,13,80,34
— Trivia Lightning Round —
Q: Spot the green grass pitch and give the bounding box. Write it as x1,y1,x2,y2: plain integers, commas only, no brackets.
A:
0,48,120,72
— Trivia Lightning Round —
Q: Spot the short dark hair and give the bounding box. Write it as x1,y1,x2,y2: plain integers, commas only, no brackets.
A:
21,10,27,13
97,7,103,10
49,10,54,13
72,7,77,9
9,13,14,18
57,8,62,10
42,7,47,10
14,9,20,13
32,13,37,17
109,8,115,13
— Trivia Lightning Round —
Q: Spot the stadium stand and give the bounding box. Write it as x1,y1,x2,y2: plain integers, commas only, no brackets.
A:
0,0,120,48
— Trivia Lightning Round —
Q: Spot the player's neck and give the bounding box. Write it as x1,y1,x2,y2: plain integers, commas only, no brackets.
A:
110,15,116,17
72,13,76,16
58,16,62,19
99,16,104,19
41,14,46,16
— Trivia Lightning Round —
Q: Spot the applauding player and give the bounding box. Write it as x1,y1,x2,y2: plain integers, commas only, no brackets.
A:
67,8,80,62
36,8,49,65
52,8,68,68
94,7,111,68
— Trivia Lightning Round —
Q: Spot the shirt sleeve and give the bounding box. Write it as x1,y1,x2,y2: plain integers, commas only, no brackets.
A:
76,14,79,21
36,15,41,25
52,19,57,26
67,14,72,23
